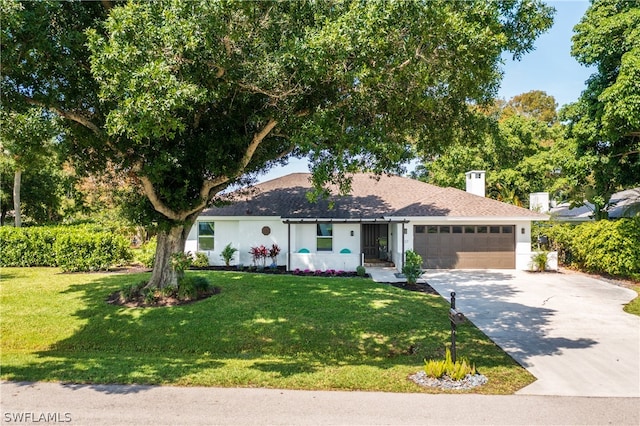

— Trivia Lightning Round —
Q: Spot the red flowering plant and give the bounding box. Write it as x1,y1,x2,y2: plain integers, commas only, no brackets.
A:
268,244,281,267
249,245,269,268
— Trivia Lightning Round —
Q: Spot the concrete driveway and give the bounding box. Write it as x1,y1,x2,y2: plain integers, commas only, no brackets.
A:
421,269,640,397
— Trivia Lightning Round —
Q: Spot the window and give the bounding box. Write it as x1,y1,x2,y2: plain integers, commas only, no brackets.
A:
502,226,513,234
439,226,450,233
490,226,501,234
464,226,475,234
477,226,488,234
317,223,333,251
198,221,215,251
452,226,463,234
427,226,438,234
415,226,425,234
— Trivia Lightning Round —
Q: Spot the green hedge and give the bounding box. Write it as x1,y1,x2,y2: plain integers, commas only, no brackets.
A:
537,218,640,277
0,225,132,271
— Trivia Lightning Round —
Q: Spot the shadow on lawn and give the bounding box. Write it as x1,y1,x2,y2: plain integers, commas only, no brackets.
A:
2,271,528,392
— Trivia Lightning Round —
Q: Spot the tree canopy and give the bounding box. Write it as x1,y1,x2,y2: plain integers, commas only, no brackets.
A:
2,0,554,287
564,0,640,217
413,91,594,207
0,108,61,226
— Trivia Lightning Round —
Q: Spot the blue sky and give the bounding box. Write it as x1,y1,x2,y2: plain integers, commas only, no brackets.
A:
498,0,593,107
260,1,594,181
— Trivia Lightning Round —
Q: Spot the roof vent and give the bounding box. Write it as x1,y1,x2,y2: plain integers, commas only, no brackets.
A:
465,171,485,197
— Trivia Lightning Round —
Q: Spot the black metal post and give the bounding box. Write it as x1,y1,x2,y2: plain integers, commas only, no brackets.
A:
450,292,457,364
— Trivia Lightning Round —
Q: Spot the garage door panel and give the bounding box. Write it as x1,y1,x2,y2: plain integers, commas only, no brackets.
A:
414,225,515,269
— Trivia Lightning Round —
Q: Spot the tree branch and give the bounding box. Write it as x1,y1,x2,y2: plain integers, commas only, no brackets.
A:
137,174,182,221
236,82,302,100
134,119,278,221
240,118,278,170
611,149,640,158
25,97,103,137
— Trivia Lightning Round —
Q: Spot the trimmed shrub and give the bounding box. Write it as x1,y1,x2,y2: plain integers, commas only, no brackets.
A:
134,237,157,268
570,218,640,276
0,226,62,266
1,225,133,271
539,218,640,277
54,230,132,272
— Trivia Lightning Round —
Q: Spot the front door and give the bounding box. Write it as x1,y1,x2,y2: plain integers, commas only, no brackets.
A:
362,224,389,261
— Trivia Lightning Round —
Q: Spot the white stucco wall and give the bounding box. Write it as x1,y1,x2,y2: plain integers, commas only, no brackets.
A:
187,218,364,270
186,217,287,266
186,215,542,271
289,222,362,271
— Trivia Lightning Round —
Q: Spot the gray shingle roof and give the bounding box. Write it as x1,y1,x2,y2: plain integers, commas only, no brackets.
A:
202,173,548,219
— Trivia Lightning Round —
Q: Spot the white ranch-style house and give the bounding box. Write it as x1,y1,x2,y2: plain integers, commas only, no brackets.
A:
185,172,550,272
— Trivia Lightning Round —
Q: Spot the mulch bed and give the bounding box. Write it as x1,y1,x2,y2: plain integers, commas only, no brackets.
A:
106,286,221,308
386,281,440,295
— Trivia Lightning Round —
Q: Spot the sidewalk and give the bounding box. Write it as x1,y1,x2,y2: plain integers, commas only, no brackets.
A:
367,266,409,283
2,381,638,425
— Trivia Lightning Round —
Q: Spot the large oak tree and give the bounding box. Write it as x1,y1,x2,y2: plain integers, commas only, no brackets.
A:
2,0,553,288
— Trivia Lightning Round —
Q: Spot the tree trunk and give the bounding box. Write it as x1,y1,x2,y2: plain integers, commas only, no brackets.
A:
13,169,21,228
146,222,192,289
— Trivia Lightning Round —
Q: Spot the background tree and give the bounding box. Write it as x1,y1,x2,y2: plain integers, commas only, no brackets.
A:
0,108,60,227
415,91,589,207
502,89,558,124
564,0,640,218
0,157,69,225
3,0,553,289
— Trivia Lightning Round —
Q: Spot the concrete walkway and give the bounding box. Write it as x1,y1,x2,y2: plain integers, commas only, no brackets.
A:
368,268,640,397
2,381,639,425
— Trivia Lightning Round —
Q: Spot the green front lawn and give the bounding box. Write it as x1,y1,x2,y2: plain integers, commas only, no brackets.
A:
624,285,640,316
0,268,533,393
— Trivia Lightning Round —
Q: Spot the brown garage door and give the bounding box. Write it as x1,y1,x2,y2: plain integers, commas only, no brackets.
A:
413,225,515,269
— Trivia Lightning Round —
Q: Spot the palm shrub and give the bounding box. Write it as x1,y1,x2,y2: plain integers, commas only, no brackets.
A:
220,243,238,266
402,250,424,284
530,251,549,271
